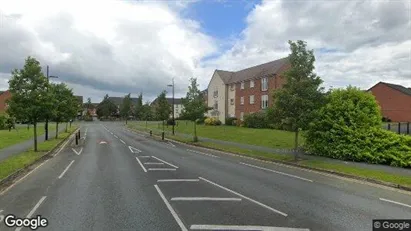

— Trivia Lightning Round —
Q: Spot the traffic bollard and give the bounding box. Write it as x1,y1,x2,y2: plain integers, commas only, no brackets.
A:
75,133,78,145
78,130,80,139
162,132,165,140
150,130,152,136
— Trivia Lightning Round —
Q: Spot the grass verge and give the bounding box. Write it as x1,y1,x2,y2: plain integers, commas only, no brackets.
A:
0,125,78,181
0,123,58,149
127,124,411,189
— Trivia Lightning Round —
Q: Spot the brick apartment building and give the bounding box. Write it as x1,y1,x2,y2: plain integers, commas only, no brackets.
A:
206,57,290,123
0,90,11,113
368,82,411,122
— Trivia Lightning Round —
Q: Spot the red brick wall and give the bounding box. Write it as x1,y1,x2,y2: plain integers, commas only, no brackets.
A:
0,91,11,113
369,83,411,122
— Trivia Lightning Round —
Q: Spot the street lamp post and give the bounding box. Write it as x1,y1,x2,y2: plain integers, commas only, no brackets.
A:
167,78,175,135
45,65,58,141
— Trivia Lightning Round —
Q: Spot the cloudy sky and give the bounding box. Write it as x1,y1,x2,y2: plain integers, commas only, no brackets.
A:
0,0,410,103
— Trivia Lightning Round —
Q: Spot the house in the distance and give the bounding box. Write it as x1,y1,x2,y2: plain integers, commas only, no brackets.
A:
0,90,11,113
150,97,184,119
206,57,290,124
368,82,411,122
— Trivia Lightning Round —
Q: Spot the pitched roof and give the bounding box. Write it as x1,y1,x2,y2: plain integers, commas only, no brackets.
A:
108,97,140,105
215,70,234,84
151,97,183,106
381,82,411,96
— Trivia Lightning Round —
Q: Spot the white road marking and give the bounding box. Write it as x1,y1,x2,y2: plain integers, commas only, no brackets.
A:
120,139,126,144
139,155,150,158
171,197,241,201
157,179,200,182
151,156,179,168
135,157,147,172
144,162,165,165
379,198,411,208
199,177,288,217
110,132,113,135
167,141,176,147
15,196,47,231
128,146,142,153
186,149,219,158
85,128,88,136
148,168,176,171
136,133,146,137
240,162,313,183
54,133,75,157
58,160,75,179
154,185,188,231
190,225,310,231
114,135,118,138
0,160,49,196
72,147,83,155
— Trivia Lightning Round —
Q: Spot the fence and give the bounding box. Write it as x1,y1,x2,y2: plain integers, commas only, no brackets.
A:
382,122,411,135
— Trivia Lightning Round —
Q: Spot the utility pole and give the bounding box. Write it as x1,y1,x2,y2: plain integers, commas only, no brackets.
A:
168,78,175,135
45,65,58,141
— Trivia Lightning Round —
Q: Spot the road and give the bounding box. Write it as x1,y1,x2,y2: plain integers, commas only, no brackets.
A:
0,122,410,231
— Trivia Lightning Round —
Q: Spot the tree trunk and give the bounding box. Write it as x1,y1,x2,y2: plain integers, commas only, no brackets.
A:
27,124,29,130
65,123,68,132
294,129,299,161
162,120,165,132
33,122,38,152
193,121,198,142
55,122,59,139
126,118,128,125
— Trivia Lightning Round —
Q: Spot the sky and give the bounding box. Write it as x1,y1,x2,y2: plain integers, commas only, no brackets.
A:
0,0,410,103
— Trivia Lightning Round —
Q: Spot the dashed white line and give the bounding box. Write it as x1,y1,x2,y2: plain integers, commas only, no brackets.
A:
15,196,47,231
110,132,113,135
167,141,176,147
120,139,126,144
135,157,147,172
171,197,241,201
157,179,200,182
58,160,75,179
114,135,118,138
190,225,310,231
148,168,177,171
240,162,313,183
379,198,411,208
144,162,165,165
139,155,150,158
151,156,179,168
199,177,288,217
154,185,188,231
186,149,219,158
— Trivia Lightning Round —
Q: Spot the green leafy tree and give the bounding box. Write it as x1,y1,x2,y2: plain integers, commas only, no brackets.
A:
50,83,76,138
96,94,117,119
271,40,325,159
7,56,50,151
155,91,171,125
181,78,210,142
120,93,132,124
141,101,152,121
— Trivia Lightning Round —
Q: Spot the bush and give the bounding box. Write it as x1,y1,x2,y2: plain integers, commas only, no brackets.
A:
305,87,411,167
0,114,6,129
196,116,207,124
225,117,237,126
243,111,269,128
167,118,175,125
382,117,392,122
204,117,221,126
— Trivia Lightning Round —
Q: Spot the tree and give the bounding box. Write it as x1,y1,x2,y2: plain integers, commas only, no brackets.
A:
120,93,132,124
271,40,325,159
155,91,171,125
96,94,117,119
7,56,49,151
181,78,209,142
141,101,152,121
133,92,143,120
49,83,76,138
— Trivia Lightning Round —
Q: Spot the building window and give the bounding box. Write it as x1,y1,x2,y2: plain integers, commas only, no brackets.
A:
214,100,218,110
250,80,254,88
240,112,244,120
240,82,244,89
261,95,268,109
230,84,235,91
213,89,218,98
240,96,244,105
249,95,255,104
261,77,268,91
230,99,234,105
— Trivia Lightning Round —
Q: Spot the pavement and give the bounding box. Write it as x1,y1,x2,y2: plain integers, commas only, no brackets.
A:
0,125,66,162
0,122,410,231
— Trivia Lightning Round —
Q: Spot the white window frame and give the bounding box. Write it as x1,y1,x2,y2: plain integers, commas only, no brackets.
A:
230,99,234,105
240,81,244,89
240,96,244,105
261,77,268,91
250,80,254,88
261,95,268,109
249,95,255,104
230,84,235,91
240,112,244,121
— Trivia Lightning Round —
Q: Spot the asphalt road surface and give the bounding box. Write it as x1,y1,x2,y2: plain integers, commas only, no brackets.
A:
0,123,410,231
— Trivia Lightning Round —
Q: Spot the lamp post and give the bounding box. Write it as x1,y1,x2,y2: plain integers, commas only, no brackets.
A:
45,65,58,141
167,78,175,135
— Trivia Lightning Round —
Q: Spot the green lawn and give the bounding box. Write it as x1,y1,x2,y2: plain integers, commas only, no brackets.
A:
130,121,303,149
0,123,59,149
0,126,78,180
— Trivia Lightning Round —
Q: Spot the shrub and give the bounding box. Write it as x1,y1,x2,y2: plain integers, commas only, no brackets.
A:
196,116,207,124
0,114,6,130
204,117,221,126
225,117,237,126
167,118,175,125
305,86,411,167
243,111,269,128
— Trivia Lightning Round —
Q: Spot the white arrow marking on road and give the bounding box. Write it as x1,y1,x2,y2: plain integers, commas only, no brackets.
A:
167,141,175,147
128,146,142,153
72,148,83,155
81,137,86,140
99,141,107,144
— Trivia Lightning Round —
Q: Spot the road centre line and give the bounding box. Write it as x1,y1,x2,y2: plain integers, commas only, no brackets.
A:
110,132,113,135
379,198,411,208
114,135,118,138
58,160,75,179
171,197,241,201
120,139,126,144
151,156,179,168
148,168,177,171
135,157,147,172
139,156,150,158
15,196,48,231
186,149,219,158
157,179,200,182
199,177,288,217
240,162,313,183
144,162,164,165
154,185,188,231
190,225,310,231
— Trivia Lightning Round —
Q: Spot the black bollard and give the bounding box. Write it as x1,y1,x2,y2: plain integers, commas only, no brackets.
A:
162,132,165,140
75,133,78,145
150,130,152,136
